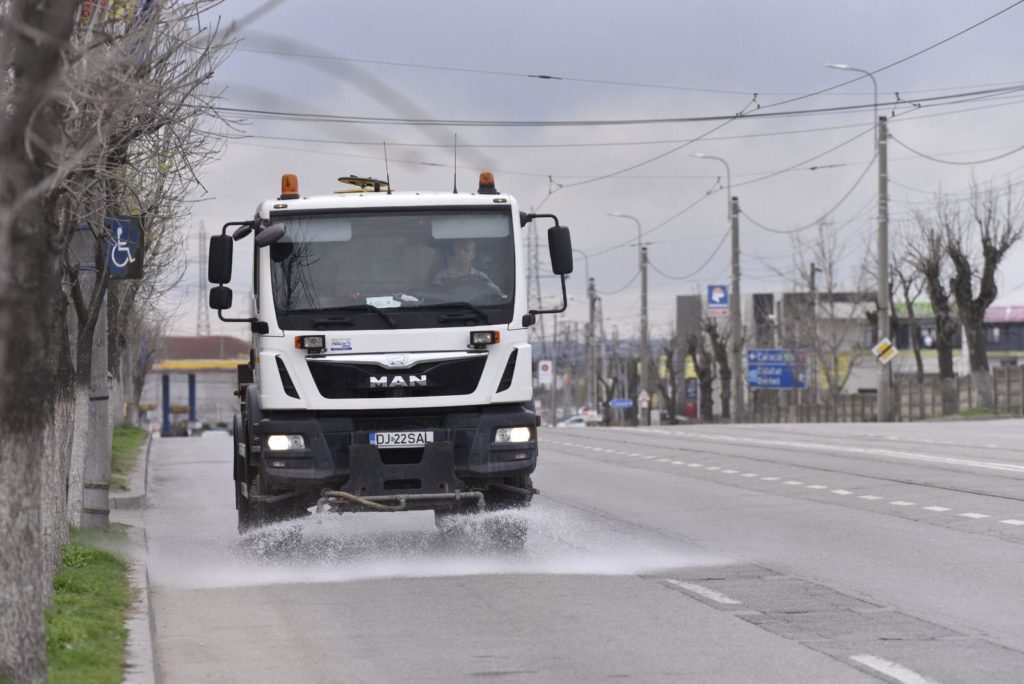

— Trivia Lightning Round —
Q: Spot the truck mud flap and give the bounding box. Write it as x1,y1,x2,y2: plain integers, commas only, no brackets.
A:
342,441,465,497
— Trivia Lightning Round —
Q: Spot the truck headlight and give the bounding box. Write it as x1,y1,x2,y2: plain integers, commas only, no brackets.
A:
266,434,305,451
494,427,532,444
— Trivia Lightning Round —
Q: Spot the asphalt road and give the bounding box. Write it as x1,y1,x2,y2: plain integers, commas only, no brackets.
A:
140,420,1024,683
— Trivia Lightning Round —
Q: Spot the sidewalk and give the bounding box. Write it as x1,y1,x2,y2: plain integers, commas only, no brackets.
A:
110,435,157,684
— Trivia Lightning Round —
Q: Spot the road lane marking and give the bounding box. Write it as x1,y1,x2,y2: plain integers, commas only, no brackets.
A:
671,460,685,465
831,489,852,495
959,512,990,519
644,455,657,460
722,469,739,474
859,495,883,500
850,654,937,684
609,428,1024,475
705,466,721,471
923,506,951,512
761,477,780,481
657,458,671,463
1000,519,1024,526
741,473,759,477
664,579,742,605
890,501,915,506
807,485,828,489
783,480,803,485
628,453,641,457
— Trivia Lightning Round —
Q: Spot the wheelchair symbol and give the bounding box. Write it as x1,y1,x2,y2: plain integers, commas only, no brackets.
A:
111,226,136,268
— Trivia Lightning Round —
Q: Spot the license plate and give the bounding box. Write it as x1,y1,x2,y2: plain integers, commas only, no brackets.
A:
369,431,434,449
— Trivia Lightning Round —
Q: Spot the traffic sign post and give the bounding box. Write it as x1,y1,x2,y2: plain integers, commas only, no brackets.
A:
747,348,807,390
871,338,898,365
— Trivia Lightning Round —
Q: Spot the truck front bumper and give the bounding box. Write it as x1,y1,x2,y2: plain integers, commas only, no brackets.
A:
251,404,539,495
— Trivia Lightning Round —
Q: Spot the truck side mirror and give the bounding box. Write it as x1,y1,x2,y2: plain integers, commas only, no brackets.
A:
208,234,233,284
209,285,233,310
255,222,286,247
547,225,574,275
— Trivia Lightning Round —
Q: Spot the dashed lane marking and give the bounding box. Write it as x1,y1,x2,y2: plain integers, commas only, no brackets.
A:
959,512,990,519
807,485,828,489
923,506,951,512
664,579,742,605
850,654,937,684
671,460,685,465
722,469,739,474
741,473,759,478
859,495,883,500
687,463,704,468
783,480,803,485
705,466,721,471
890,501,916,506
761,477,780,481
1000,519,1024,526
831,489,853,495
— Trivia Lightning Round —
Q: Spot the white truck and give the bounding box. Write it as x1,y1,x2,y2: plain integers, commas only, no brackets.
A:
207,171,573,545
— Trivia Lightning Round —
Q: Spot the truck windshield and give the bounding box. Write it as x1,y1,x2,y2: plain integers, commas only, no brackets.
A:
268,207,515,330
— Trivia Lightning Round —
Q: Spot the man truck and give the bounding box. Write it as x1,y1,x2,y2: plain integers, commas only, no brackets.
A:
207,171,573,546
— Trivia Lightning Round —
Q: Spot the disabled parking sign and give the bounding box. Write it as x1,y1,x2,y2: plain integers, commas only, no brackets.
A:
105,216,145,280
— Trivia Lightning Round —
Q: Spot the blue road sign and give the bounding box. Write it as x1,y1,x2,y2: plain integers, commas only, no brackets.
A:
707,284,729,309
105,216,144,279
747,348,807,390
609,398,634,409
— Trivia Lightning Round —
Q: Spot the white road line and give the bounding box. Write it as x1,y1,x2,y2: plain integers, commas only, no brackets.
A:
890,501,915,506
657,458,671,463
664,579,742,605
628,453,641,457
687,463,703,468
761,477,780,481
923,506,951,512
959,512,990,519
671,461,685,465
807,485,828,490
643,455,657,460
831,489,852,495
999,519,1024,526
859,495,883,500
705,466,721,471
741,473,758,478
783,480,803,485
850,654,937,684
722,469,739,474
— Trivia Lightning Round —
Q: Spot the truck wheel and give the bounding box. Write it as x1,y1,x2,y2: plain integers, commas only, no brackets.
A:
485,475,534,512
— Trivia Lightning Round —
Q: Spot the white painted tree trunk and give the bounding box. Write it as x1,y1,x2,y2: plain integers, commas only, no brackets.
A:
66,380,91,527
40,392,74,606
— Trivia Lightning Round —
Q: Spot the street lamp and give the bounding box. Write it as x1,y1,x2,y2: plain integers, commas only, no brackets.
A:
606,212,650,424
692,153,744,422
826,62,891,421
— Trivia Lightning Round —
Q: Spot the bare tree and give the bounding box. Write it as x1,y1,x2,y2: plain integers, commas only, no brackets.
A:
0,2,81,680
908,212,959,415
942,183,1024,409
890,228,926,383
653,331,681,424
780,222,871,414
703,318,731,419
686,332,715,421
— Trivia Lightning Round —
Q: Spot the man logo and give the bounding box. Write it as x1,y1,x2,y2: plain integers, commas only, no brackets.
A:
370,375,427,388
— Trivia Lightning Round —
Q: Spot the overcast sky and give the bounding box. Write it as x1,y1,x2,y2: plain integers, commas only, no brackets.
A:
178,0,1024,342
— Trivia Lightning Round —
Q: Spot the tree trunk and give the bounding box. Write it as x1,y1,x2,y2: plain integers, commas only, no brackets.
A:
963,317,994,409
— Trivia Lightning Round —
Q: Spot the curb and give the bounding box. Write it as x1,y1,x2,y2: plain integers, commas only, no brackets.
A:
109,432,158,683
111,434,151,510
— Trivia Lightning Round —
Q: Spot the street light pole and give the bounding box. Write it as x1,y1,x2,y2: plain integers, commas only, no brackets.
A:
826,63,891,421
693,153,744,422
607,212,650,424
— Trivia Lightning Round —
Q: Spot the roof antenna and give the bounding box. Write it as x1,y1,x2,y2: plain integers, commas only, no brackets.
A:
383,141,392,194
452,133,458,194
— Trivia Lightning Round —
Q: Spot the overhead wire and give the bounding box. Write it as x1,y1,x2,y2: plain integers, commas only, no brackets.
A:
889,133,1024,165
647,227,731,281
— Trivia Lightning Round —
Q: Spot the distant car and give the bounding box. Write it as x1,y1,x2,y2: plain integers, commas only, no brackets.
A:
555,415,589,428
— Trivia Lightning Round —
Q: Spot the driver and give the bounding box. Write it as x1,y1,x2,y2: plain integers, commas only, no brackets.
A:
432,239,495,288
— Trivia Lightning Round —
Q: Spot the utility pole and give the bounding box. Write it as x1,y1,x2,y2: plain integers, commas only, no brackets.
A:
877,116,892,421
730,196,744,422
640,245,650,425
587,277,596,412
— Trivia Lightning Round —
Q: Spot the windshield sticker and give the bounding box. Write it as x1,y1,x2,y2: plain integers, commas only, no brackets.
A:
366,296,401,309
328,337,353,353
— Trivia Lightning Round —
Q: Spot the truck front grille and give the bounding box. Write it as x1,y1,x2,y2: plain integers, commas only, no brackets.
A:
308,356,486,399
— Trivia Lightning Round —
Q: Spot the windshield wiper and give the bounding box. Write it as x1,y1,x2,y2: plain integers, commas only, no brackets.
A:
328,304,398,328
311,316,355,329
409,301,489,324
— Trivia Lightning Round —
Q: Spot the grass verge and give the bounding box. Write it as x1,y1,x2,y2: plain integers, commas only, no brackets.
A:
46,527,131,684
111,424,148,491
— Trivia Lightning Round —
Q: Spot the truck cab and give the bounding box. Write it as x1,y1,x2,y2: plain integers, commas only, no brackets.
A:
208,172,573,545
